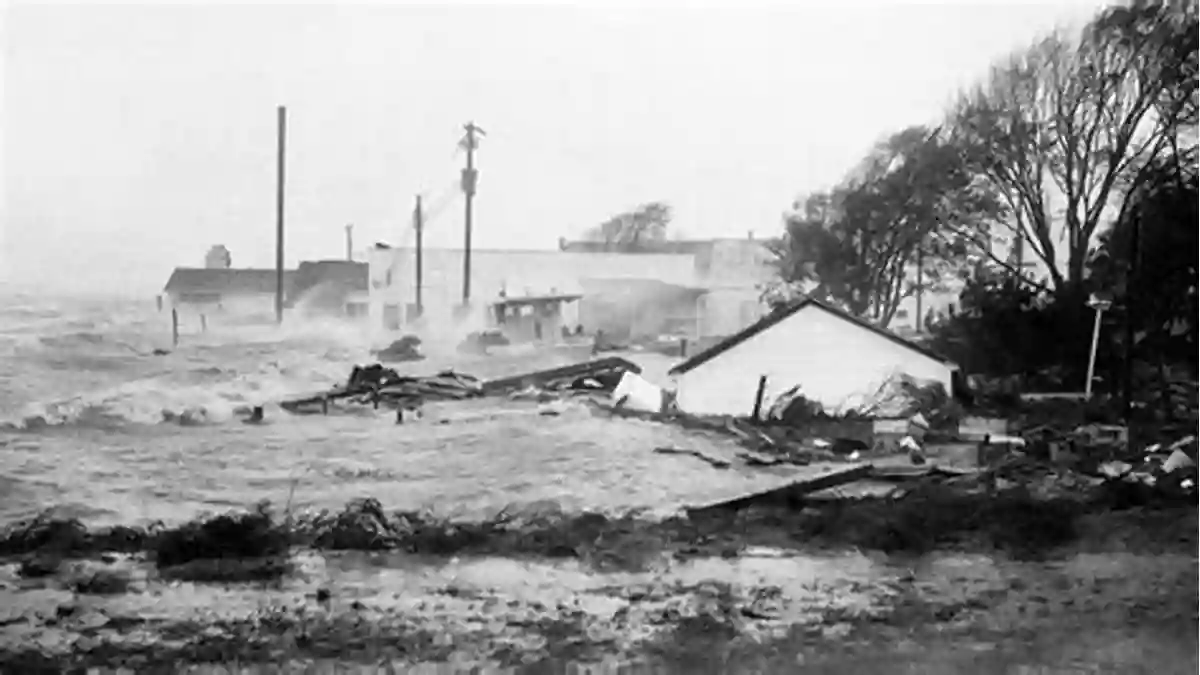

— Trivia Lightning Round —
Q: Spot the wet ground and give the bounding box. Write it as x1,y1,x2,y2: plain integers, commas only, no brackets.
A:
1,542,1195,672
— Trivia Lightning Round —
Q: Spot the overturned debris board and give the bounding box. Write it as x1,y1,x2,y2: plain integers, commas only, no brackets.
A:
685,462,872,516
481,356,642,395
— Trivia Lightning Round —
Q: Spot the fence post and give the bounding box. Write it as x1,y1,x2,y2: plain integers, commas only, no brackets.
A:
751,375,768,424
200,314,208,333
171,309,179,347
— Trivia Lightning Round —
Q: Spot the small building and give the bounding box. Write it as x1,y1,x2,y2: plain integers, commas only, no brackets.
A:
491,293,582,344
162,268,295,317
668,298,959,417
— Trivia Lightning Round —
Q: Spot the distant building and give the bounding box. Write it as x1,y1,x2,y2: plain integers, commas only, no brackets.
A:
288,260,369,319
162,268,295,317
560,234,777,337
366,234,778,339
490,293,583,345
367,247,696,333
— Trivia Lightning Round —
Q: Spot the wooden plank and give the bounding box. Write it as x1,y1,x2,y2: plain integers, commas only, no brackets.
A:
685,462,873,516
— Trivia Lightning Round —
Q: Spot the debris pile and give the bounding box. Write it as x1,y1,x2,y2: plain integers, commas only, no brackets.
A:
280,365,484,413
279,357,643,414
849,374,957,426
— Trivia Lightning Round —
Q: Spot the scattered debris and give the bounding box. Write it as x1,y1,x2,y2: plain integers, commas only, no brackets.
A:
481,357,641,396
280,365,484,414
612,371,665,414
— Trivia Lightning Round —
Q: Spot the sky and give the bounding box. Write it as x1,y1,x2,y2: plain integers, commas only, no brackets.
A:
1,1,1108,297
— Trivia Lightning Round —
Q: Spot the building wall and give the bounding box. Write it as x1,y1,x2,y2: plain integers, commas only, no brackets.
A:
368,247,697,333
673,305,956,417
165,292,279,322
694,239,774,336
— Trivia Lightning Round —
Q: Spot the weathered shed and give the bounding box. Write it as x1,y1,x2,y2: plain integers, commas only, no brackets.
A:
667,298,958,417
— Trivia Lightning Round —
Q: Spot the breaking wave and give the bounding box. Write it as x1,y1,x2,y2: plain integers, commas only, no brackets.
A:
2,357,351,430
0,295,382,430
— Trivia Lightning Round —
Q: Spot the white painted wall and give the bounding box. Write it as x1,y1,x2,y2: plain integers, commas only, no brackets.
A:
166,292,277,317
673,304,956,417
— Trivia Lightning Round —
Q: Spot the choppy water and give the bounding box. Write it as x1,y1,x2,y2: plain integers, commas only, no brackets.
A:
0,292,777,526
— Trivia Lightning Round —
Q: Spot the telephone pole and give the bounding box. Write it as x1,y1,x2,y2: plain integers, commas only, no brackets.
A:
344,224,354,261
274,106,287,325
414,194,424,318
459,121,485,306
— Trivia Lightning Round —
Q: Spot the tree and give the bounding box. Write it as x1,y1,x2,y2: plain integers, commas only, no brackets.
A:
1089,157,1198,365
582,202,673,252
947,0,1198,293
772,126,1001,326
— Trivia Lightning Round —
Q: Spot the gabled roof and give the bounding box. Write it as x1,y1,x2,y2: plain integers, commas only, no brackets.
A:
668,297,955,376
163,268,295,295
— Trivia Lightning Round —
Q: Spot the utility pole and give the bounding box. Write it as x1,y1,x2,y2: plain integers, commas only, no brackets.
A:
344,224,354,261
459,121,485,306
274,105,287,325
414,194,424,318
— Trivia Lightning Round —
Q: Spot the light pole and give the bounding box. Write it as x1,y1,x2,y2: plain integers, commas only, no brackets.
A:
1085,294,1113,399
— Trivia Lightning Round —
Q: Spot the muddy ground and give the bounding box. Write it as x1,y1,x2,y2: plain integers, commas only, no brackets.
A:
1,490,1196,674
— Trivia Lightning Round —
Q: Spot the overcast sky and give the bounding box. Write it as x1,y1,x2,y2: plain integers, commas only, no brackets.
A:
2,1,1106,297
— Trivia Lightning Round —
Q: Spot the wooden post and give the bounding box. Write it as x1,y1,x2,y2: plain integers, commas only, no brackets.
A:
321,396,329,415
200,314,207,333
680,338,688,357
751,375,768,424
171,309,179,347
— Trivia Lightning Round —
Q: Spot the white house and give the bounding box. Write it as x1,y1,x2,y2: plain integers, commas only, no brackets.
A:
668,298,959,417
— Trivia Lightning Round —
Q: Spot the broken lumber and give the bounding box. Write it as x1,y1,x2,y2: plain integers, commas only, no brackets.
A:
481,357,641,395
653,446,732,469
685,463,873,516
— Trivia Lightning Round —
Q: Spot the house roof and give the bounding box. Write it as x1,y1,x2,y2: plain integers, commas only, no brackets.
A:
163,268,295,295
492,293,583,308
668,297,955,376
291,260,369,296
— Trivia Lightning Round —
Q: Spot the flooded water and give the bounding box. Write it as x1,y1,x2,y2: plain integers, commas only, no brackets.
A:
0,293,765,526
1,292,1197,671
